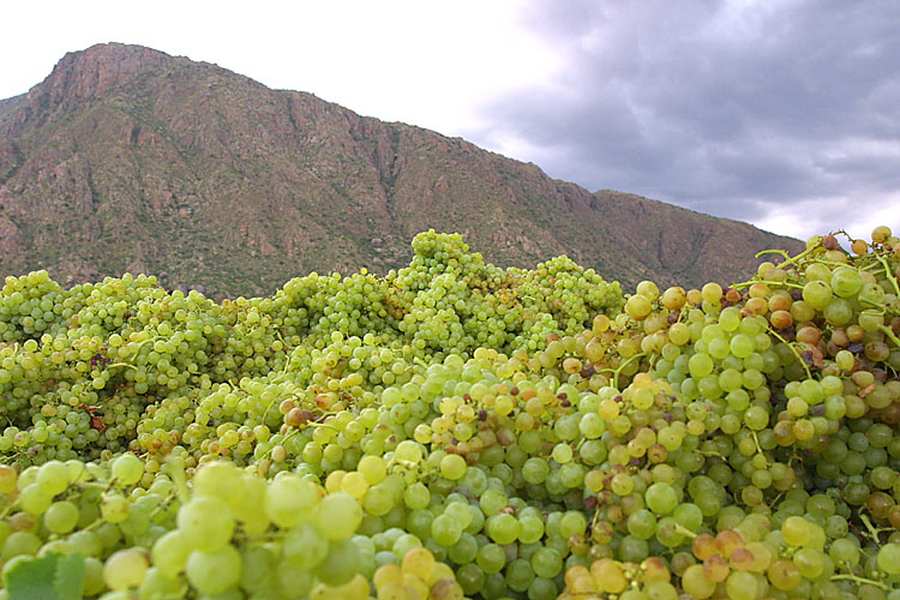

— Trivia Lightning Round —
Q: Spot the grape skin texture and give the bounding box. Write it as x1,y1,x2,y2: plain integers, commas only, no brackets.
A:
0,228,897,599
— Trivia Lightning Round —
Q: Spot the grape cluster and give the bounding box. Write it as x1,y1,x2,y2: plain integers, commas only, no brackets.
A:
0,227,897,600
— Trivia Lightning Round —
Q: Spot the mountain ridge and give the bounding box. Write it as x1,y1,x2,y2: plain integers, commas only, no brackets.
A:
0,43,802,296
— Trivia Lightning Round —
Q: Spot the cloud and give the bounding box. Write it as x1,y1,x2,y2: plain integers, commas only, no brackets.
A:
464,0,900,240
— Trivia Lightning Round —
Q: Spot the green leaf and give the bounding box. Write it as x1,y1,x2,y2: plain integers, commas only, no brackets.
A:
5,553,85,600
52,554,85,600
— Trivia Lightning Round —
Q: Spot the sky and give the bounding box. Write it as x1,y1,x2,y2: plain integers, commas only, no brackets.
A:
1,0,898,241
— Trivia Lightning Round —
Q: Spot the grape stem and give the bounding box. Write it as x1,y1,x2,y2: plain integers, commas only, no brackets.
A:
589,504,602,530
697,449,725,458
260,393,280,426
767,329,813,379
165,455,190,504
750,431,768,466
128,337,158,358
874,254,900,296
756,244,820,268
80,481,115,491
596,352,647,391
830,574,888,590
275,331,290,354
732,279,803,290
80,517,105,532
813,258,860,268
107,362,137,371
673,523,698,539
754,249,792,262
268,428,300,459
147,490,177,520
833,229,854,242
392,459,421,472
859,513,884,545
306,422,339,432
879,325,900,348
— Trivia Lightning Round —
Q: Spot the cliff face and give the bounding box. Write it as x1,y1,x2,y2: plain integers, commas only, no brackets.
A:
0,43,802,296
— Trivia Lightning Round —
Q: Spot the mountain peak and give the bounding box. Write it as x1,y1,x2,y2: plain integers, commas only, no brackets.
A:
23,43,176,117
60,42,173,64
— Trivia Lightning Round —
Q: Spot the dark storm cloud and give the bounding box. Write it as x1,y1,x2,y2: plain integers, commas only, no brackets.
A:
467,0,900,236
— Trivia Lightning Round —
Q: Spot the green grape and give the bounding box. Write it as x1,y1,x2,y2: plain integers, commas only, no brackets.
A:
152,530,194,578
176,496,235,551
645,482,678,515
110,453,144,485
19,484,52,515
552,444,573,464
528,577,558,600
673,503,703,532
477,543,507,574
391,533,421,558
316,492,363,541
877,543,899,575
518,515,545,544
479,489,508,516
725,570,758,600
559,511,587,538
193,461,242,500
431,514,463,547
619,536,649,562
627,509,658,540
36,461,69,496
440,454,467,480
357,455,387,484
626,295,653,320
406,509,434,540
793,547,825,579
138,567,184,600
401,547,435,583
487,513,520,545
185,545,242,595
403,482,431,509
362,483,394,516
282,523,328,570
68,531,103,558
103,548,150,591
689,353,714,378
579,413,605,438
781,516,811,547
449,533,478,564
505,558,535,592
522,458,550,484
767,559,802,591
44,501,79,533
530,547,563,579
802,280,832,310
730,334,755,358
394,441,423,463
265,475,320,528
444,501,473,529
82,557,105,596
681,564,716,598
317,538,362,586
2,532,41,560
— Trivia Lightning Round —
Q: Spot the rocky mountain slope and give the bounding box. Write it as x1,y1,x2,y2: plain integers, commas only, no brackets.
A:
0,43,802,296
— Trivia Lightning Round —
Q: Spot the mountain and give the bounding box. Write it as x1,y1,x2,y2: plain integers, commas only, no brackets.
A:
0,43,802,297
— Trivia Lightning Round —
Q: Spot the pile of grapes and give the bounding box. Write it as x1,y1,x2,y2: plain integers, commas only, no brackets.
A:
0,228,897,600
